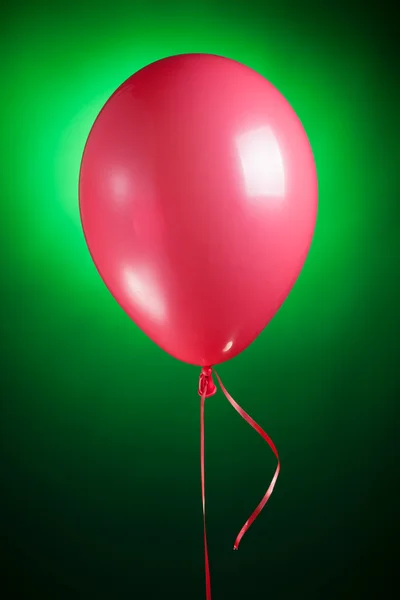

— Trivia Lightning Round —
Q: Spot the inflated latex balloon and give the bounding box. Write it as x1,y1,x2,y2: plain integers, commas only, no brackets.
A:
79,53,318,600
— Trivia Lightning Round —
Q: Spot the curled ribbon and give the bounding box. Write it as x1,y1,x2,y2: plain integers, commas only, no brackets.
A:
198,366,280,599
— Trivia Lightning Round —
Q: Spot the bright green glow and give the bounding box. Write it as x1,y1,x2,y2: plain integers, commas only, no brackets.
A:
1,4,383,426
1,3,396,597
3,10,373,340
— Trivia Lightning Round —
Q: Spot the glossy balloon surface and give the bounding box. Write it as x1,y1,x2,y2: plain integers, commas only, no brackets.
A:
79,54,318,366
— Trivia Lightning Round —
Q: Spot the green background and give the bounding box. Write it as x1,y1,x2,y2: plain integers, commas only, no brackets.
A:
1,1,398,598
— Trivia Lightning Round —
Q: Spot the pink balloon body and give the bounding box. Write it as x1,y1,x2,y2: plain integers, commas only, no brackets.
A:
79,54,318,366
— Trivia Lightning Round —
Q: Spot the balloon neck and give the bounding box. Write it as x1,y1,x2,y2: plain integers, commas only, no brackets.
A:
198,366,217,398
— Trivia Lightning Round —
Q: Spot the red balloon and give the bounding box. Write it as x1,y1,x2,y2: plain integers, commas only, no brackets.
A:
79,54,317,366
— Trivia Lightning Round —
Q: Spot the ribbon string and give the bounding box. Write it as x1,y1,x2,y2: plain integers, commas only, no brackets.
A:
199,368,280,599
213,370,280,550
200,386,212,600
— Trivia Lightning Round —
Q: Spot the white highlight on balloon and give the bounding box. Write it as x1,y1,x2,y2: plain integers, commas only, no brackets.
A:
123,266,166,322
236,126,285,197
223,340,233,352
111,169,131,202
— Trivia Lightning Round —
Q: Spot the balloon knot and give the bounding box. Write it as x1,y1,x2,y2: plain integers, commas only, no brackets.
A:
198,366,217,398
